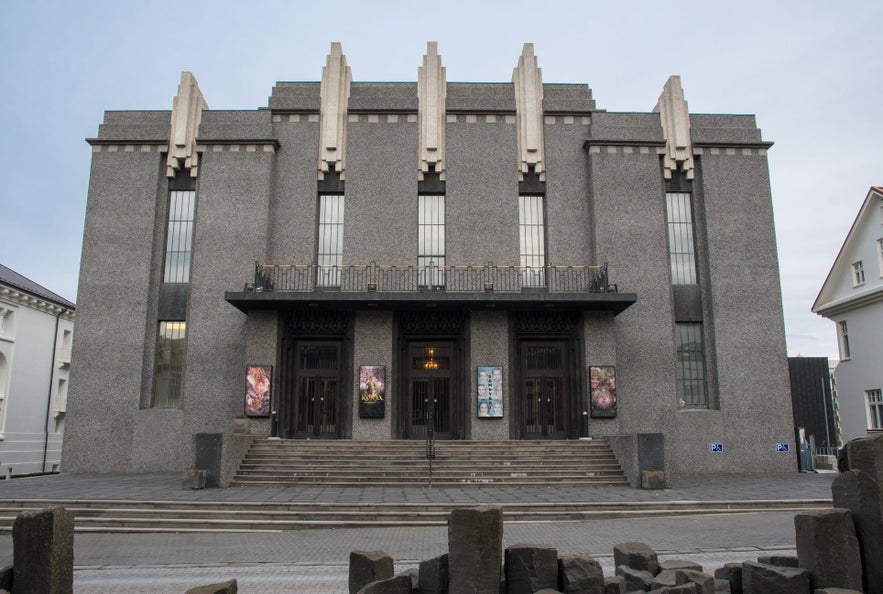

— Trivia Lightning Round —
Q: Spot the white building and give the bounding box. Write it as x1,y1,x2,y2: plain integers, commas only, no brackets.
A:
813,186,883,442
0,264,75,475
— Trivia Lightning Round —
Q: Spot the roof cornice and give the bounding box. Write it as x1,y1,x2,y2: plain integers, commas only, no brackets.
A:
813,283,883,318
0,286,75,319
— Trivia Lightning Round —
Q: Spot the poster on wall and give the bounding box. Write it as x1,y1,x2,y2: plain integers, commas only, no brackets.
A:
590,365,617,418
476,365,503,418
359,365,386,418
245,364,272,417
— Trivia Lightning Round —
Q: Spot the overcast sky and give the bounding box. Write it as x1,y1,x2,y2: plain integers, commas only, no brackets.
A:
1,0,880,360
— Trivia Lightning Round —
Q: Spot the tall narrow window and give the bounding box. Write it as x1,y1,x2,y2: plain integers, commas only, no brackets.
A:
877,239,883,277
317,194,345,287
418,195,445,288
153,321,186,408
519,195,546,287
162,190,196,283
852,261,865,286
675,322,707,407
838,320,851,360
666,192,698,284
867,389,883,430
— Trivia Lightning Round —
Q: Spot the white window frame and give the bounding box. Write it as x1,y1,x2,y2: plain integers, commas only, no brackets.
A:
317,194,345,287
418,194,446,288
852,261,865,287
162,189,197,284
877,239,883,278
867,389,883,430
518,195,546,287
675,322,708,408
666,192,699,285
838,320,851,360
153,321,186,409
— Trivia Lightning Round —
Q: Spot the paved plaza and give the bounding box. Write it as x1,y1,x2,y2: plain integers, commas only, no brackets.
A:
0,471,835,593
0,470,834,504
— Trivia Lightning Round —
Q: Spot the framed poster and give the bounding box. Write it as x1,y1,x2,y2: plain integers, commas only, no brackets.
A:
590,365,617,418
359,365,386,418
245,364,272,417
476,365,503,418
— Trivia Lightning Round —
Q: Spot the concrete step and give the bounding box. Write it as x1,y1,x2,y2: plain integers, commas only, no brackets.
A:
232,438,629,488
229,473,627,486
0,498,832,533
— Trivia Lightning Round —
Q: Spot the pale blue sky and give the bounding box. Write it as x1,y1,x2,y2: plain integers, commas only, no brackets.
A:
1,0,881,359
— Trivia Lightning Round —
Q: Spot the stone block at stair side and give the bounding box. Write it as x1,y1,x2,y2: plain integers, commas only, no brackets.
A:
604,575,626,594
756,554,798,567
713,563,742,594
741,561,809,594
845,433,883,485
349,550,394,594
418,553,448,594
794,509,863,592
13,506,74,594
613,541,659,575
615,564,654,591
832,468,883,594
659,559,703,573
558,554,605,594
675,568,714,594
505,544,559,594
448,507,503,594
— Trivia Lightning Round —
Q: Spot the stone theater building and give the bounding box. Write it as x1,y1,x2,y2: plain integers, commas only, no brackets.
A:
63,43,795,476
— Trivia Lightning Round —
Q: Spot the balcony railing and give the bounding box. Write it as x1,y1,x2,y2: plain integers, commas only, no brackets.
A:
250,263,614,294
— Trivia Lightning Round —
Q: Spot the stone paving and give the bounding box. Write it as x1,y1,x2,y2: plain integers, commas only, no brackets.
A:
0,470,835,504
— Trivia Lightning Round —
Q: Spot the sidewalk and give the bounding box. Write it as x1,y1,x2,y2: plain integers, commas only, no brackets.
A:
0,471,835,504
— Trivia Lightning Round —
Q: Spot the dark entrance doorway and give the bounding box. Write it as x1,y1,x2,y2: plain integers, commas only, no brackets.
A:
396,311,466,440
512,311,582,440
520,342,568,439
406,342,454,440
290,342,340,438
277,311,350,439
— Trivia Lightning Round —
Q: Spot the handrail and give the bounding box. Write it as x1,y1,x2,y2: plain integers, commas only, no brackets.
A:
251,263,615,294
426,409,436,489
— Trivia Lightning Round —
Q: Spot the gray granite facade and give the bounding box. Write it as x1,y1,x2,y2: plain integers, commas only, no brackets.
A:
63,54,795,475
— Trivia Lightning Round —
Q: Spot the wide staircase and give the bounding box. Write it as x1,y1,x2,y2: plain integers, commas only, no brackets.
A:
231,438,629,488
0,440,833,533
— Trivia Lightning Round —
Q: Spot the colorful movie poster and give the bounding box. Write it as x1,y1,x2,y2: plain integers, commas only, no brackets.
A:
245,364,272,417
359,365,386,418
476,365,503,418
590,365,617,418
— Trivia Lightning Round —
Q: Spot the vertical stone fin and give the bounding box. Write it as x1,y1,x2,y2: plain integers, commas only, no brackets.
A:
654,75,695,180
418,41,446,181
513,43,545,181
319,42,352,180
166,71,208,178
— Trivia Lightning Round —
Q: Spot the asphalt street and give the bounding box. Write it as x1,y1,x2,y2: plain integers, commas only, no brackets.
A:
3,510,805,593
0,471,835,592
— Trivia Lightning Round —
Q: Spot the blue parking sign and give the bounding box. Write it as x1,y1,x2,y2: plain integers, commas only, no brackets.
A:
776,443,790,452
709,443,723,453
